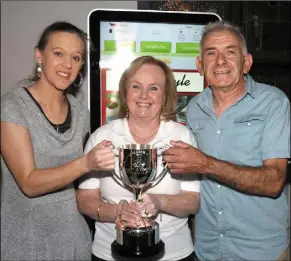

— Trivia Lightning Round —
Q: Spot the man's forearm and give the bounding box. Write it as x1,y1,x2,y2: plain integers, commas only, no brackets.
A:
204,156,287,198
159,192,200,217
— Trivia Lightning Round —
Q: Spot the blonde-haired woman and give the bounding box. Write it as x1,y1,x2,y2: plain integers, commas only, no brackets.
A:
77,56,200,261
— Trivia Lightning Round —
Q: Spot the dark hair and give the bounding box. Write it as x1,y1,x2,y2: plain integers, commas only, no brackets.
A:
118,56,177,121
23,21,87,95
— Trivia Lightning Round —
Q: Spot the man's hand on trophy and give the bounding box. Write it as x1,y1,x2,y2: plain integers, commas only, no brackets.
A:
85,140,115,171
163,140,208,174
115,200,141,229
134,193,161,219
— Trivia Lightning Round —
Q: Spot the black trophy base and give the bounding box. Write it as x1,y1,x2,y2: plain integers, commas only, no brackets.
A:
111,240,165,261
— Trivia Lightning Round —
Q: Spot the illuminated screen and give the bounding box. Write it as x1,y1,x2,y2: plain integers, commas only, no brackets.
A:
88,10,221,132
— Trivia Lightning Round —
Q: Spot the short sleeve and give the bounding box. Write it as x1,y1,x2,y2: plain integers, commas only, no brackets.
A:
78,133,100,189
181,174,200,192
78,170,100,189
261,95,290,160
82,108,91,148
84,135,95,154
1,92,28,128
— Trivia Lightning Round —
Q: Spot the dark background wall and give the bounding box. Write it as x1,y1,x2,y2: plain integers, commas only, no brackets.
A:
138,1,291,101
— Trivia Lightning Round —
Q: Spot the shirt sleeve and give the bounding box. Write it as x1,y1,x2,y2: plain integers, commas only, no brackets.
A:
82,108,91,148
1,92,28,128
179,126,200,192
180,174,200,192
78,134,100,189
261,95,290,160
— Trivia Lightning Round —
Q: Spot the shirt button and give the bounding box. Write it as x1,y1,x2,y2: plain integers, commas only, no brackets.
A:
220,234,224,237
217,130,220,134
248,122,251,126
219,211,222,215
217,185,221,188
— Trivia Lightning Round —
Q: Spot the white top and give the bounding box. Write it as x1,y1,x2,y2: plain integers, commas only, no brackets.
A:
79,118,200,260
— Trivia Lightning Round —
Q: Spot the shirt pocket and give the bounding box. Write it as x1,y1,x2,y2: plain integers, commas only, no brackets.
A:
189,119,211,147
227,115,265,154
233,115,265,134
190,119,210,135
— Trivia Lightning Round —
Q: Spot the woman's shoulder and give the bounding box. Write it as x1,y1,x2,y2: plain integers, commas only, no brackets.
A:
162,120,196,146
1,87,31,126
88,118,122,141
1,87,27,115
67,94,87,111
163,120,190,133
1,87,23,105
67,94,89,120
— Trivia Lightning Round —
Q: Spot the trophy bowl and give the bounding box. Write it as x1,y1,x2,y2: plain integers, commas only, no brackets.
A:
111,144,166,260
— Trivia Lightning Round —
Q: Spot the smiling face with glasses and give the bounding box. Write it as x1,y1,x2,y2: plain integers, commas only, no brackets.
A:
35,31,85,91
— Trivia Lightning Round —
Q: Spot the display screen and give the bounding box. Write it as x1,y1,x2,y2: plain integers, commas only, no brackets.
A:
89,10,221,132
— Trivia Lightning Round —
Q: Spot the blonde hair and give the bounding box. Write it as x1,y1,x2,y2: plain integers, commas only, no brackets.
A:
118,56,177,121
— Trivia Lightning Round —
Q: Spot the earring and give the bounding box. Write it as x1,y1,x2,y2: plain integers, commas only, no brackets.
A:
36,64,42,78
125,107,129,118
160,105,165,120
73,72,83,87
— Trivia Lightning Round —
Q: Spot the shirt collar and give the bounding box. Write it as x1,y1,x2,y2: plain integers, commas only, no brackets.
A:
197,74,257,107
111,118,173,144
244,74,257,99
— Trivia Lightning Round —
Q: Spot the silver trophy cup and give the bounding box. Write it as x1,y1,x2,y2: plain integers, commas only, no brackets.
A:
111,144,167,260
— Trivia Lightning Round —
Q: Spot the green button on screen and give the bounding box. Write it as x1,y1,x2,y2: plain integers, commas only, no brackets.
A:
176,43,200,53
140,41,172,53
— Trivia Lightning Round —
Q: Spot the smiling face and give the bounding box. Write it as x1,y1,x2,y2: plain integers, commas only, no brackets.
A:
35,32,85,91
196,29,252,91
126,64,166,123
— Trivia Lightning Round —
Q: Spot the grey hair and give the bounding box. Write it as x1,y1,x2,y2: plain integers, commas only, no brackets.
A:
199,21,248,57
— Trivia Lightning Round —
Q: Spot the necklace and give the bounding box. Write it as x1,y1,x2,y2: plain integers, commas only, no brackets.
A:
130,128,159,141
44,104,59,133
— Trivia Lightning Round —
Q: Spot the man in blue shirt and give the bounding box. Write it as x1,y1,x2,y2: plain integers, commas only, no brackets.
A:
164,21,290,260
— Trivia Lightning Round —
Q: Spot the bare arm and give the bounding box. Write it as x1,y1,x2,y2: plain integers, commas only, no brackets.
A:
205,156,287,198
134,191,200,218
0,122,114,197
159,191,199,217
76,188,139,227
76,188,117,222
164,141,288,198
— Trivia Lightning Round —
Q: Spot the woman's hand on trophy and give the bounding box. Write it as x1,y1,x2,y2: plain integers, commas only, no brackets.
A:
115,200,141,229
85,140,115,171
134,193,161,218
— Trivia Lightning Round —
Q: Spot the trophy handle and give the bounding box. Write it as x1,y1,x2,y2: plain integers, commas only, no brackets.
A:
111,166,135,189
110,144,133,188
111,170,126,188
111,145,140,192
149,162,168,187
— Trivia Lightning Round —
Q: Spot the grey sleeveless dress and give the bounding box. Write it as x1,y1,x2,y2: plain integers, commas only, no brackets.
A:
1,87,92,260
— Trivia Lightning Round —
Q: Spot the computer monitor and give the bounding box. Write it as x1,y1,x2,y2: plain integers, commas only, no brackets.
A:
88,9,221,132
